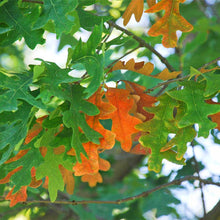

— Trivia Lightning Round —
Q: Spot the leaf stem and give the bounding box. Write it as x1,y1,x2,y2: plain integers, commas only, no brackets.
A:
107,21,175,72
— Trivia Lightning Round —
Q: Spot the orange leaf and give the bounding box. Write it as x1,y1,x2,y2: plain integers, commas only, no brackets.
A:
81,172,103,187
99,158,111,171
73,142,99,176
110,59,181,80
39,146,47,157
86,117,115,150
206,100,220,130
147,0,156,8
130,144,151,155
124,81,157,121
59,165,75,195
29,167,42,188
0,167,23,184
200,66,220,74
86,88,116,150
25,123,42,144
53,145,66,155
4,149,29,164
5,186,27,207
88,87,116,119
110,59,154,76
145,0,193,48
43,176,49,189
122,0,144,26
105,88,142,152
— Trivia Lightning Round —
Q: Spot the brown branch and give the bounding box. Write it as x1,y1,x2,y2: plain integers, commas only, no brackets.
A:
22,0,44,4
1,176,219,206
145,75,189,94
107,21,175,72
199,56,220,70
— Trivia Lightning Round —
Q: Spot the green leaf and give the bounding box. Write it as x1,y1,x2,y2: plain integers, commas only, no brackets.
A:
167,81,220,137
0,71,44,112
68,22,104,98
0,102,33,165
114,201,145,220
0,0,8,7
7,146,43,192
34,0,78,37
36,147,74,202
33,60,80,102
203,72,220,97
161,126,196,160
136,94,185,172
62,85,101,162
0,0,45,49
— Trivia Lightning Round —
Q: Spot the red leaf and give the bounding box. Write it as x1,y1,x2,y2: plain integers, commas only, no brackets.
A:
5,186,27,207
206,100,220,130
4,149,29,164
0,167,23,184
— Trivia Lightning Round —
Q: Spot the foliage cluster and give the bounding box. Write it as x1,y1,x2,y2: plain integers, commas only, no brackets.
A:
0,0,220,219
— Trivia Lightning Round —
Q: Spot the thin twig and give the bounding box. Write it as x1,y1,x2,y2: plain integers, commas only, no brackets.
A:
192,143,207,218
107,21,175,72
199,57,220,70
195,0,209,18
106,46,140,70
22,0,44,4
145,75,189,94
1,176,219,206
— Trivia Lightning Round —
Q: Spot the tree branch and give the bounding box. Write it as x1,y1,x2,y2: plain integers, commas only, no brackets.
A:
199,56,220,70
1,176,219,206
107,21,175,72
145,75,189,94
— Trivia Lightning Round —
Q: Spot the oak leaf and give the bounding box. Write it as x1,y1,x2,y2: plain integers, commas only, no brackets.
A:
110,59,181,80
86,88,116,150
105,88,142,152
130,144,151,155
206,100,220,131
0,167,22,184
29,167,42,188
81,172,103,187
5,186,27,207
73,143,99,176
122,0,144,26
145,0,193,48
124,81,157,121
59,165,75,195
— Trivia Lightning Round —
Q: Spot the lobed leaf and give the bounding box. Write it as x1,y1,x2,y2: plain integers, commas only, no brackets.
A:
122,0,144,26
145,0,193,48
